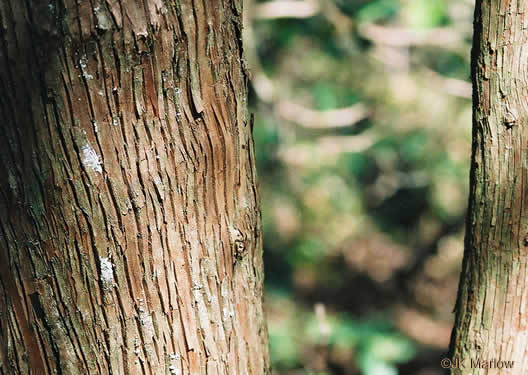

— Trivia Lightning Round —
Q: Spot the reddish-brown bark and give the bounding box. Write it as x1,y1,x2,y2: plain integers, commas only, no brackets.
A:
0,1,270,374
450,0,528,373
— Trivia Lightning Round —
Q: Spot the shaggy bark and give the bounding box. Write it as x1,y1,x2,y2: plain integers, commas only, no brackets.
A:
450,0,528,373
0,0,270,374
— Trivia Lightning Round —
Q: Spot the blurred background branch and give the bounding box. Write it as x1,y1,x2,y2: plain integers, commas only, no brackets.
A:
278,102,371,128
253,0,321,19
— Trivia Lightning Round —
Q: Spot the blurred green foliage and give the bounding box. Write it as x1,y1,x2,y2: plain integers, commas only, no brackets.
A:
247,0,473,373
403,0,447,28
356,0,400,23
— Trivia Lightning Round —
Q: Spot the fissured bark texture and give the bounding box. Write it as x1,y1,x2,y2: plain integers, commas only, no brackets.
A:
0,1,270,374
450,1,528,373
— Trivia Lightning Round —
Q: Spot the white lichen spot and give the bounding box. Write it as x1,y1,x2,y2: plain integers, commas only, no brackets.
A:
79,55,94,80
81,143,102,173
8,172,17,197
92,121,99,133
192,288,202,304
133,337,140,355
136,298,155,338
99,257,114,287
169,353,180,361
94,6,112,31
223,307,232,320
98,90,104,96
139,312,155,338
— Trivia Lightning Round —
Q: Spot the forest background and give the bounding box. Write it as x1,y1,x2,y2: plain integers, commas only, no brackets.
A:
245,0,473,374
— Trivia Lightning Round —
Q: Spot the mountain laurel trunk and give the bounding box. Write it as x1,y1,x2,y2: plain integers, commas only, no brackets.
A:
0,0,270,374
450,0,528,373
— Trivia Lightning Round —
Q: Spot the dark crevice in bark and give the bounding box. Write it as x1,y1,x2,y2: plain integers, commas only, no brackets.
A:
29,293,63,374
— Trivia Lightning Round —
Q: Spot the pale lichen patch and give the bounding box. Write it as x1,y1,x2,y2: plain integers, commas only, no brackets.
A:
168,365,180,375
99,256,114,288
222,306,234,320
79,55,94,80
94,6,112,31
133,337,141,355
8,172,17,197
81,143,103,173
168,353,181,374
140,313,155,338
137,298,155,339
169,353,180,360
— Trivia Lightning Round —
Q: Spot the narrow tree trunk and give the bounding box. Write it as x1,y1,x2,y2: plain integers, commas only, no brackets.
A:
0,1,270,374
450,1,528,373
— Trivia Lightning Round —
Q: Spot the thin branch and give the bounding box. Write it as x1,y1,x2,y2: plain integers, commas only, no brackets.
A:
423,68,472,99
395,306,452,349
243,0,275,102
278,134,375,166
358,23,466,48
253,0,320,20
278,101,371,128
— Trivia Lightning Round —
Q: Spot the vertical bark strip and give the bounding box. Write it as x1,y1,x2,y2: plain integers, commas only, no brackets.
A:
0,0,270,374
450,0,528,373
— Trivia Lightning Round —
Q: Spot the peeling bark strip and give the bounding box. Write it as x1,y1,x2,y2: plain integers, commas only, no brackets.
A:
449,1,528,373
0,0,270,374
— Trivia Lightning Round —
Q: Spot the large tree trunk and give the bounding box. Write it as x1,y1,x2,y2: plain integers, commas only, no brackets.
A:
449,0,528,373
0,1,269,374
